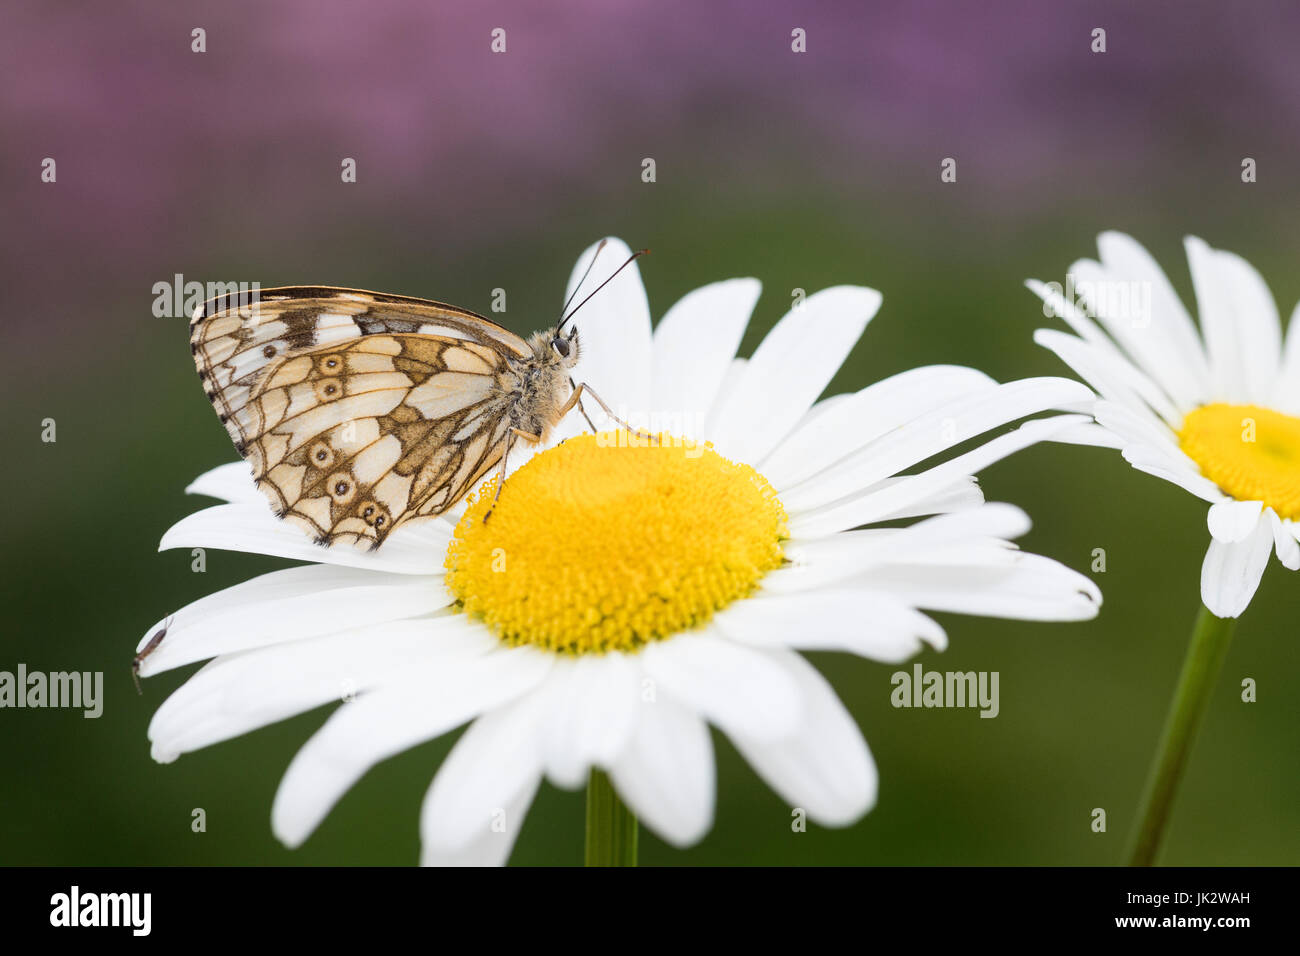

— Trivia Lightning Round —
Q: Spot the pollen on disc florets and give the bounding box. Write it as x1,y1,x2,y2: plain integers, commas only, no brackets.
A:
444,432,788,655
1179,403,1300,520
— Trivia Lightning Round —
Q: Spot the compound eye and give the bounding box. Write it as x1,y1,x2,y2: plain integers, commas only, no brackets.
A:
551,336,570,358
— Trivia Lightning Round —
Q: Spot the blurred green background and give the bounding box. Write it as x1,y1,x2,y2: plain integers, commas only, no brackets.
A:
2,1,1296,865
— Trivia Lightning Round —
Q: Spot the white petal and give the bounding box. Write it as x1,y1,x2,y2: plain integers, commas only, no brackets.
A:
775,503,1032,592
1026,277,1113,352
876,497,1034,548
159,502,448,574
1033,328,1182,426
703,357,747,421
1269,511,1300,570
640,634,803,740
1093,231,1211,406
136,564,453,676
1207,499,1264,543
770,529,904,592
564,237,653,425
1119,444,1225,504
1272,301,1300,414
607,692,715,848
650,278,759,434
419,690,551,861
186,462,263,503
272,646,553,848
1044,421,1126,448
1211,246,1282,401
1093,398,1182,455
789,414,1090,538
800,476,983,527
727,651,877,827
1200,512,1274,618
421,774,540,867
149,615,496,762
789,392,855,432
858,552,1102,621
871,475,986,519
760,365,996,491
1185,238,1281,403
714,590,946,662
1186,236,1240,399
706,286,882,464
780,378,1092,515
538,652,641,790
1066,252,1207,410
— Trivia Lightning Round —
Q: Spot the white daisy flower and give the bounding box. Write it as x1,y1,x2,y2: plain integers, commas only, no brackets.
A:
140,238,1101,865
1029,232,1300,618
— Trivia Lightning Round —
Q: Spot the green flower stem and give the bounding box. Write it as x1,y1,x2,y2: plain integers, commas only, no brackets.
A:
585,769,638,866
1127,604,1236,866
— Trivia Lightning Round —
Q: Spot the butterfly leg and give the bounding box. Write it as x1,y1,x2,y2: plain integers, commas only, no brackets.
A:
567,377,600,435
483,429,543,523
483,434,517,525
561,382,660,445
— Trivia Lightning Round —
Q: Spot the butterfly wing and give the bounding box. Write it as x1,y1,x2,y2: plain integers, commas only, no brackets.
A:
191,287,530,549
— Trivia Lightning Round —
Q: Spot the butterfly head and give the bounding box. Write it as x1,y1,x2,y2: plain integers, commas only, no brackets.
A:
547,243,648,371
526,324,580,371
550,326,580,366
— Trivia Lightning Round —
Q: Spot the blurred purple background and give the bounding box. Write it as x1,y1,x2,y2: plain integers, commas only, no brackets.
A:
5,0,1298,346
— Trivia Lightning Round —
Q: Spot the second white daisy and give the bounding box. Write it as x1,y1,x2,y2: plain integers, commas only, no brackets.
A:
1029,232,1300,617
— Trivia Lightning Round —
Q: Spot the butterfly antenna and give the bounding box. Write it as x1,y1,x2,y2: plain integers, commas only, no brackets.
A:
557,247,650,332
558,238,608,319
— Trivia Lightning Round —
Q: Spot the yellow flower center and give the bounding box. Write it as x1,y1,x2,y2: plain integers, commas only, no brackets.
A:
1178,403,1300,519
444,432,787,654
